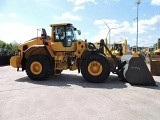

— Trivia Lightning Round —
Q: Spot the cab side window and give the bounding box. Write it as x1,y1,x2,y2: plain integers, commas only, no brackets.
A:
54,26,65,42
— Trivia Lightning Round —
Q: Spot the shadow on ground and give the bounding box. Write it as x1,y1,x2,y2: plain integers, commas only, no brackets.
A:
15,73,160,90
132,80,160,90
15,73,128,89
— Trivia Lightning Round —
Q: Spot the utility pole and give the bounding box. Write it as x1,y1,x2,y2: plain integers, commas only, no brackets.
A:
135,0,141,52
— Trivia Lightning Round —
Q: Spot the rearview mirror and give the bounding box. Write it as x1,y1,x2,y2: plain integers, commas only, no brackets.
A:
41,28,47,39
77,30,81,35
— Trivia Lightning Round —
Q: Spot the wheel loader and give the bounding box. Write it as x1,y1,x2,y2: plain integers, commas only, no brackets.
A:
94,39,127,57
10,23,156,85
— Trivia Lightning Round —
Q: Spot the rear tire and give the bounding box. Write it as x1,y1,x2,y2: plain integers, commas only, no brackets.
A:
26,54,52,80
81,53,110,83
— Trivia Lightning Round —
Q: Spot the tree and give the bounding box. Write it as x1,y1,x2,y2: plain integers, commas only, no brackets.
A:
9,41,18,54
0,40,18,55
0,40,6,48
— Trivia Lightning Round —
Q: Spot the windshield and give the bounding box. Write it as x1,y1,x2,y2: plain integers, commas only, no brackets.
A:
66,26,77,41
113,44,122,51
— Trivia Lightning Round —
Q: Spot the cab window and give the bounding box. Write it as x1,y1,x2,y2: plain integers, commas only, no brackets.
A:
53,25,76,47
54,26,65,42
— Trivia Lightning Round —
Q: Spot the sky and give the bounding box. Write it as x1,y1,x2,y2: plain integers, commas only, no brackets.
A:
0,0,160,47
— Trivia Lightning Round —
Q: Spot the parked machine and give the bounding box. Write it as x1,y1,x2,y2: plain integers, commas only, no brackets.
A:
155,49,160,55
131,46,142,55
154,38,160,55
145,47,154,56
94,39,127,58
10,23,155,85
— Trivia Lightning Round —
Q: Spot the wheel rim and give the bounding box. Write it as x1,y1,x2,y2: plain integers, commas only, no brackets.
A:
88,61,103,76
30,61,42,75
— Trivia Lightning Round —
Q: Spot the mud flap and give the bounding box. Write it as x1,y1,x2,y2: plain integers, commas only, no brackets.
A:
125,56,156,86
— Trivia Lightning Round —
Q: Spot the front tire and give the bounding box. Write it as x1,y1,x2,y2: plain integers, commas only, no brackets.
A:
26,54,52,80
81,53,110,83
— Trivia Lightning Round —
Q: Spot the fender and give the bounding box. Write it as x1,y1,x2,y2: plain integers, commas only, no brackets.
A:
21,45,54,71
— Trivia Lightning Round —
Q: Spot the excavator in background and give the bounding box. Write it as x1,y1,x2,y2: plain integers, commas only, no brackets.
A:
10,23,155,86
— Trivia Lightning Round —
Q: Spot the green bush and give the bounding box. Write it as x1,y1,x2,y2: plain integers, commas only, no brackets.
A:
0,40,18,55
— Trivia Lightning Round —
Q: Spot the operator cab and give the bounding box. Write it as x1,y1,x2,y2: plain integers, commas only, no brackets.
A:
113,43,123,56
51,23,81,47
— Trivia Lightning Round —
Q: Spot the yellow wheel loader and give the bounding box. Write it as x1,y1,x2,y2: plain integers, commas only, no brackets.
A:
94,39,128,61
145,47,154,56
10,23,156,85
154,49,160,55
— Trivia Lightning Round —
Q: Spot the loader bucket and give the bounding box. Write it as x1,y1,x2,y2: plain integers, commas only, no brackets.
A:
124,56,156,86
